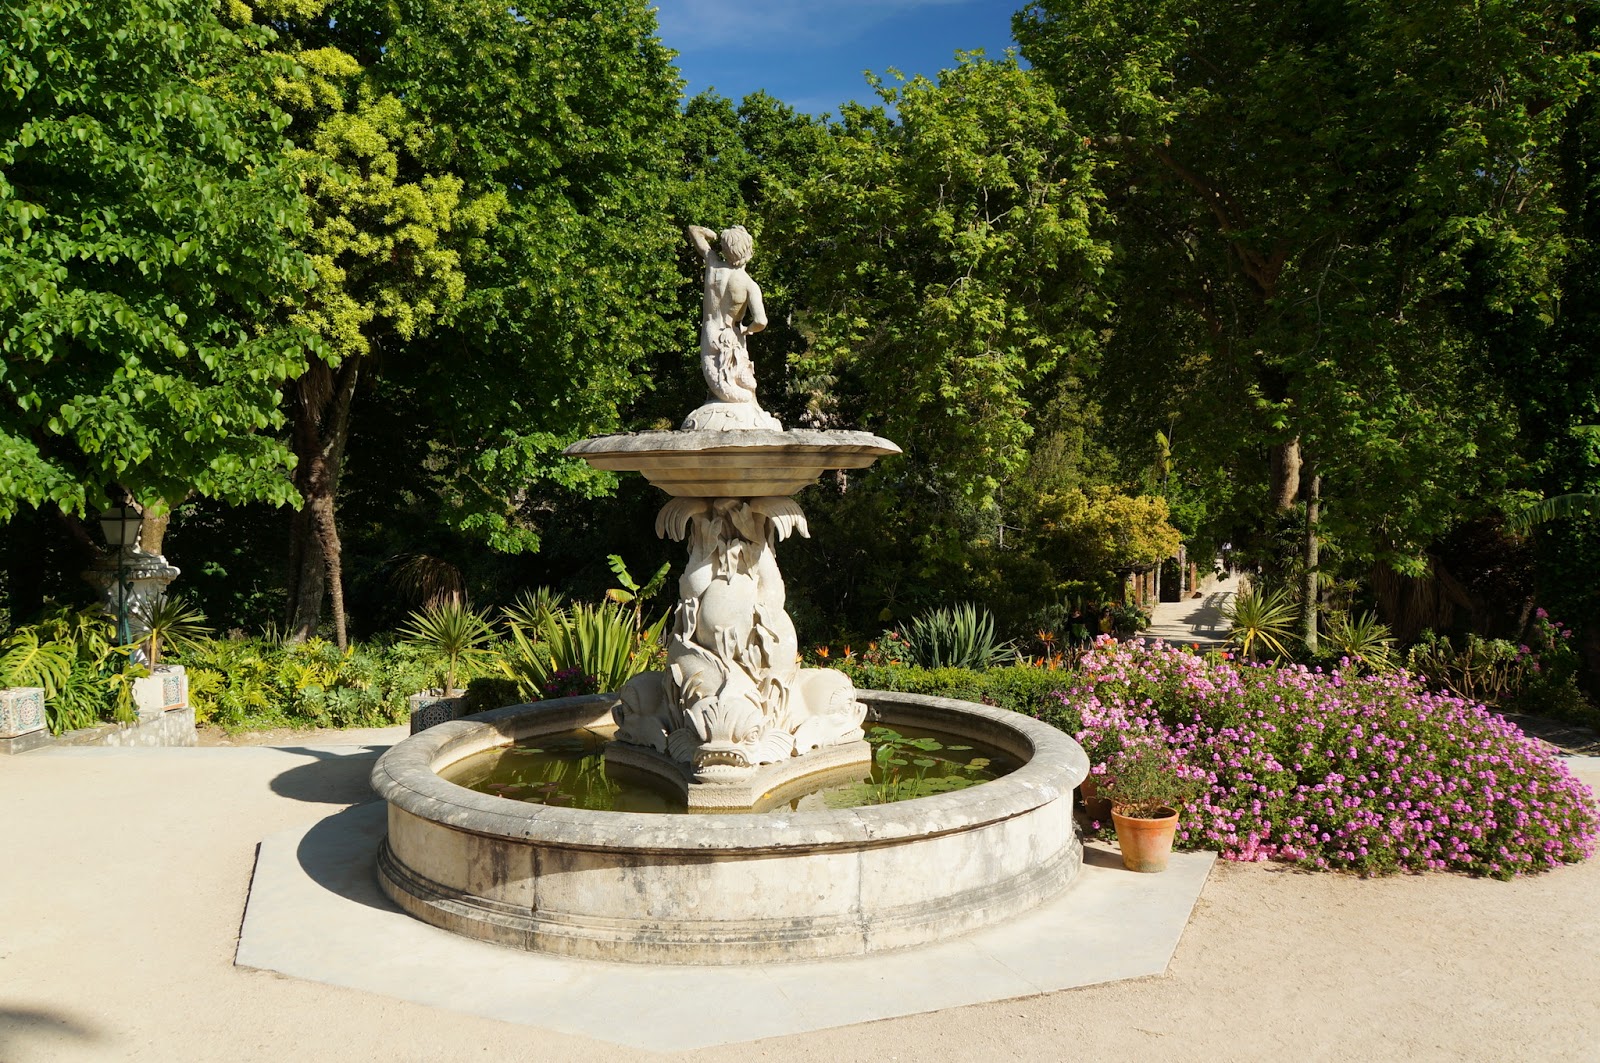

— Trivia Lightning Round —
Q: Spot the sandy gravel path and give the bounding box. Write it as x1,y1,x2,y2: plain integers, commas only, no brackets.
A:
3,734,1596,1062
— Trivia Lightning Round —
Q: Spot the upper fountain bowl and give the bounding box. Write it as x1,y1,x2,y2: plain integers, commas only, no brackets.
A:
565,428,900,498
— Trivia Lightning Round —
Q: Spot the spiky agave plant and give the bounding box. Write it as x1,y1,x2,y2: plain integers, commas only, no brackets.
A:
1222,587,1297,661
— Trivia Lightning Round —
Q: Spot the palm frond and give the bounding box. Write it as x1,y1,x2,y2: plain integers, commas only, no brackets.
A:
1507,492,1598,532
1322,609,1397,671
397,601,497,694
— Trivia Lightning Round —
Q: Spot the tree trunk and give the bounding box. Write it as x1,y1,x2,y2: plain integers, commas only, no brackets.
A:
1301,468,1321,654
286,505,325,637
284,358,361,648
1270,437,1302,511
137,500,170,556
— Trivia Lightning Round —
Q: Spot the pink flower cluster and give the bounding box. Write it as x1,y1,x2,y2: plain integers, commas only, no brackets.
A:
1058,637,1599,878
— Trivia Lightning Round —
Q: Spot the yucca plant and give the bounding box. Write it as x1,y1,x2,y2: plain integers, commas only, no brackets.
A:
1322,610,1398,671
502,587,567,634
1223,586,1297,661
898,603,1014,671
136,594,212,668
397,601,498,695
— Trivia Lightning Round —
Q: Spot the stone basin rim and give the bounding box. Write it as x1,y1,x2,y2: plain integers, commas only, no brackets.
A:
562,428,901,457
370,690,1088,855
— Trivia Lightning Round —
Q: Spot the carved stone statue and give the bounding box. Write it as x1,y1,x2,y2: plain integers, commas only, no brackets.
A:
614,495,866,782
683,225,782,431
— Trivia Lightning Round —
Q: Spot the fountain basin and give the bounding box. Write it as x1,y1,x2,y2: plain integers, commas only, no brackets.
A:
371,690,1088,964
564,429,899,497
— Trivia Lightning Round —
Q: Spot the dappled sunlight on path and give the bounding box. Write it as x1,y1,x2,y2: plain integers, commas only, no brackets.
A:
1144,568,1241,648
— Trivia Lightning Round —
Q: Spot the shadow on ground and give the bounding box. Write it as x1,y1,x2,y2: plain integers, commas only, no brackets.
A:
1081,843,1132,870
290,801,398,914
268,746,388,804
0,1006,102,1057
1497,713,1600,756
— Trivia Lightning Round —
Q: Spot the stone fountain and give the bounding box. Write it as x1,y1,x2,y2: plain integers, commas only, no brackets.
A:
371,224,1088,962
567,224,897,808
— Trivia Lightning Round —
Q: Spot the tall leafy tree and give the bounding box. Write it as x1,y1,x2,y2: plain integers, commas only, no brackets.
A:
0,0,313,522
1484,4,1600,672
366,0,683,553
1016,0,1596,640
767,56,1125,630
231,0,682,645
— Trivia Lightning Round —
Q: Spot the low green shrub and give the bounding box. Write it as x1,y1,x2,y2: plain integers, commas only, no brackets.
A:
1406,610,1596,726
464,675,522,713
833,661,1072,722
175,637,431,731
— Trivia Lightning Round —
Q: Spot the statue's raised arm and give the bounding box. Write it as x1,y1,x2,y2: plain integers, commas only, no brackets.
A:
683,224,781,432
687,224,718,259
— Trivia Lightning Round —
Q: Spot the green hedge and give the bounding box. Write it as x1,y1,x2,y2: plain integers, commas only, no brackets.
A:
834,662,1074,727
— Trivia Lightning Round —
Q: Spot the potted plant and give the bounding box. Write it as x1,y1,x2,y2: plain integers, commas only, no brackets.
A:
1099,742,1202,873
130,594,209,716
0,627,70,752
398,601,497,733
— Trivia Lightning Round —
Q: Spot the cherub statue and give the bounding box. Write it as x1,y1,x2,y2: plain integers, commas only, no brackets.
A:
685,225,780,430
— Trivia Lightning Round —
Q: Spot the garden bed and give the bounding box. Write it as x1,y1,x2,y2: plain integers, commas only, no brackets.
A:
1064,639,1599,878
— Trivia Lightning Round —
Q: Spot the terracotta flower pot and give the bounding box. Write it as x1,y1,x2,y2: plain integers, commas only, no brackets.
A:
1111,804,1179,873
1077,774,1113,824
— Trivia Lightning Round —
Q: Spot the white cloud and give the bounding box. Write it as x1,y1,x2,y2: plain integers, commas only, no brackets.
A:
654,0,976,52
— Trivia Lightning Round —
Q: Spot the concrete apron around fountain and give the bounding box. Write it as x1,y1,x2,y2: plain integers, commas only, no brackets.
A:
370,691,1088,964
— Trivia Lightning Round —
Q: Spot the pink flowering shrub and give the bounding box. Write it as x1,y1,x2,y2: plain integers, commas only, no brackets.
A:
1056,637,1599,878
539,667,598,699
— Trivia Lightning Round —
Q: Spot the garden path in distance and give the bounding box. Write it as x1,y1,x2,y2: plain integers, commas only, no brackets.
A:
1143,568,1240,648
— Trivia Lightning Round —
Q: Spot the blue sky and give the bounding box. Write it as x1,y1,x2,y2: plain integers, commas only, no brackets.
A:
654,0,1023,116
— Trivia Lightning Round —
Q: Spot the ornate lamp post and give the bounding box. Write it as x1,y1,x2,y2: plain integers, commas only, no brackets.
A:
97,505,145,647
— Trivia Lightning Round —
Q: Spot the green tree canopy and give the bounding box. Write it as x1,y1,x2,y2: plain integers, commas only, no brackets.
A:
758,56,1139,633
0,0,314,518
1016,0,1595,571
780,56,1110,505
225,0,684,644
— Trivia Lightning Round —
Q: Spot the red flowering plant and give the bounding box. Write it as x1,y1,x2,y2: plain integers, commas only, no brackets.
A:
539,667,598,699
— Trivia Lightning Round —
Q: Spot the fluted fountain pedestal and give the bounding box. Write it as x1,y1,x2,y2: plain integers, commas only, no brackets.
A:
566,427,899,810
